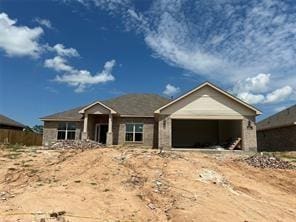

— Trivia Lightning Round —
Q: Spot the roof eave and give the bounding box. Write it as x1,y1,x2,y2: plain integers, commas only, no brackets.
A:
40,118,83,122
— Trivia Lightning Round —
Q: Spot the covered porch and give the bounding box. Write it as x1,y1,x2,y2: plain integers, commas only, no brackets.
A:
79,101,117,145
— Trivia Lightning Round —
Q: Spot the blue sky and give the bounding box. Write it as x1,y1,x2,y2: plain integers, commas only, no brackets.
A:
0,0,296,126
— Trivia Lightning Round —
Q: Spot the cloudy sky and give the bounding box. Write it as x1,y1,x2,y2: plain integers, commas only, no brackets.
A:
0,0,296,126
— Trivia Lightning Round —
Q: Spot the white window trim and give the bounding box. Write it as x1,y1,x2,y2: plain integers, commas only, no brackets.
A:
57,122,76,140
125,123,144,142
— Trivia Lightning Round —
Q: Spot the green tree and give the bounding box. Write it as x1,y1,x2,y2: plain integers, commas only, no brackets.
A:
32,125,43,134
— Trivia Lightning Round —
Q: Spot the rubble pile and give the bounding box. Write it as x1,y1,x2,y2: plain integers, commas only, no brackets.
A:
49,140,104,149
245,155,295,169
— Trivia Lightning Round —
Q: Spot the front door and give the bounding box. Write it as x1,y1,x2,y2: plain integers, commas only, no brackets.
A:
96,124,108,144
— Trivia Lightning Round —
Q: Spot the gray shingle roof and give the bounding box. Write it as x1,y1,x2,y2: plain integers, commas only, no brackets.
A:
41,94,171,120
103,94,171,116
257,104,296,130
40,106,86,121
0,114,26,128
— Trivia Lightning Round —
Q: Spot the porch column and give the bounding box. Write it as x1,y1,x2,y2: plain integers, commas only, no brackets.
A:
82,113,88,140
106,113,113,146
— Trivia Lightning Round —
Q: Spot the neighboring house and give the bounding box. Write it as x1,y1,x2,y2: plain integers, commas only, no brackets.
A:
41,82,261,151
257,104,296,151
0,114,25,131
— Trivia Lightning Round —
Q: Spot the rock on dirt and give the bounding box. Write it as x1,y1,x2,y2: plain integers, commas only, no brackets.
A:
198,169,227,185
49,140,104,149
245,155,295,169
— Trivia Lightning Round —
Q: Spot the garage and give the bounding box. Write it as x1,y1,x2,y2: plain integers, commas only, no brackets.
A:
172,119,242,149
155,82,261,151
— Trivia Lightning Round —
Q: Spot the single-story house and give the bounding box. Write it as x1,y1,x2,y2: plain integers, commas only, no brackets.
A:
257,104,296,151
0,114,25,131
41,82,261,151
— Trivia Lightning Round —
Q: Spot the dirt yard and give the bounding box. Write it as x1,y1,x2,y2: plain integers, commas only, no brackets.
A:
0,145,295,222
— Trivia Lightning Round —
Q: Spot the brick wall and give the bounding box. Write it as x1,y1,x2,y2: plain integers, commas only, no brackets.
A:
116,117,156,147
158,115,258,151
242,116,257,152
158,115,171,149
43,121,83,146
257,125,296,151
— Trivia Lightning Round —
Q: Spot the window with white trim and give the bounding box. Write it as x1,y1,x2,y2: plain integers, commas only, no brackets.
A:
125,123,143,142
57,122,76,140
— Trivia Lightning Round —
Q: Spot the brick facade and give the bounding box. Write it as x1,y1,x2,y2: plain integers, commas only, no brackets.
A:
43,115,257,151
241,116,257,151
42,121,83,146
43,117,157,147
257,125,296,151
158,115,172,149
158,115,257,151
115,117,156,147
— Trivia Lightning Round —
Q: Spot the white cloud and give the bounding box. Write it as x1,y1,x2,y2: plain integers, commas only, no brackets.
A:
45,56,116,92
274,106,287,113
233,73,294,104
71,0,296,99
34,18,53,29
44,56,74,72
163,84,180,97
0,12,43,57
236,92,265,104
265,86,293,104
233,73,271,95
51,44,79,57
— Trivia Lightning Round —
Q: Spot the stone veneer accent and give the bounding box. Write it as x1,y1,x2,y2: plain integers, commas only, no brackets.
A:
257,125,296,151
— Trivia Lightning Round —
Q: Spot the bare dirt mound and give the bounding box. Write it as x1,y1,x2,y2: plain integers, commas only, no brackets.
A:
0,147,295,222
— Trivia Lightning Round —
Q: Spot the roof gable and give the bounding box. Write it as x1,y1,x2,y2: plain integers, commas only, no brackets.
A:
79,101,117,114
155,82,261,116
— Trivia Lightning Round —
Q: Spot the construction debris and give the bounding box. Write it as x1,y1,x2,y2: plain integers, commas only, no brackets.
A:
198,169,227,185
147,203,156,210
245,155,295,169
49,140,104,149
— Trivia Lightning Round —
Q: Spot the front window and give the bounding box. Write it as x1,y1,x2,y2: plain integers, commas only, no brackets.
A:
125,123,143,142
57,122,76,140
